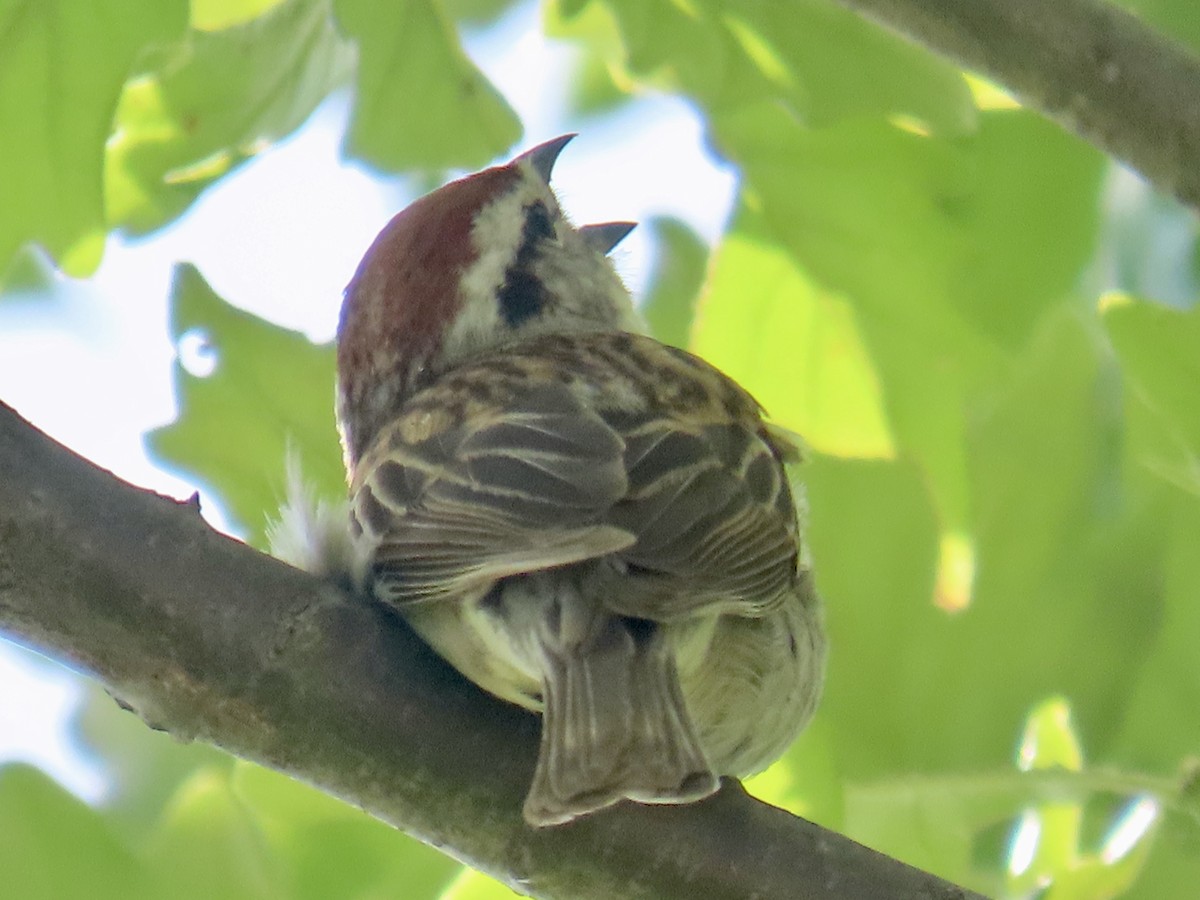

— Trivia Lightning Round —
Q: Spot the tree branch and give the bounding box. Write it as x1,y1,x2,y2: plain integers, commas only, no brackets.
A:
833,0,1200,211
0,400,980,899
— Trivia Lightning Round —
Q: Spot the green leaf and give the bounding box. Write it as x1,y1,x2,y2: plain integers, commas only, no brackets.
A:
439,869,523,900
144,769,284,900
564,53,631,118
335,0,520,171
0,0,187,278
805,310,1162,787
1116,0,1200,56
844,765,1163,896
1104,296,1200,495
714,105,986,535
947,113,1106,348
1113,498,1200,771
692,204,895,458
543,1,635,116
744,716,846,829
1012,699,1085,891
106,0,354,236
0,245,58,296
955,311,1158,761
640,216,708,350
845,771,1013,894
0,764,152,900
717,0,975,132
711,104,1103,556
146,263,343,546
1126,831,1200,900
1049,850,1156,900
802,453,943,778
232,763,461,900
441,0,521,26
73,683,233,839
191,0,290,31
574,0,974,133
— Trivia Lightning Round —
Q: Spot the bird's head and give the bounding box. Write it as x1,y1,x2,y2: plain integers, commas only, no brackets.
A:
336,134,638,464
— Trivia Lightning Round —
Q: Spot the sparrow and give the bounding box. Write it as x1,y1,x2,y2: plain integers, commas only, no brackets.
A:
333,135,825,826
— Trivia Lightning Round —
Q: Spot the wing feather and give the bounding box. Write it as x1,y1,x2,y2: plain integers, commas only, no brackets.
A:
354,383,635,605
600,419,799,620
352,364,801,623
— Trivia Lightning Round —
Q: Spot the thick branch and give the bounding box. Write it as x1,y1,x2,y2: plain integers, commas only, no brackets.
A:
834,0,1200,211
0,400,979,900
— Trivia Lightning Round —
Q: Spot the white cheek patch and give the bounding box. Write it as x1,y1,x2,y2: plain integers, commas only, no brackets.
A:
441,280,503,361
447,173,556,361
440,165,645,364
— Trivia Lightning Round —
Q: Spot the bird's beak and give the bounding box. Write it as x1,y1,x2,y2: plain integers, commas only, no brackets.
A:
580,221,637,255
518,134,576,182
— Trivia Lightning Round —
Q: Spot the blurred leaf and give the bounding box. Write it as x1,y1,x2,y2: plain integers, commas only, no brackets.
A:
1104,295,1200,495
564,0,974,134
1011,699,1086,893
442,0,521,26
544,0,633,115
957,311,1157,760
744,715,845,829
0,764,152,900
144,769,284,900
0,0,187,279
693,205,895,458
556,0,590,18
1021,698,1085,772
439,868,523,900
191,0,288,30
146,263,343,546
1126,830,1200,900
802,454,942,777
806,310,1160,786
846,764,1162,897
74,684,232,839
1113,498,1200,771
717,0,974,132
715,106,988,533
233,763,460,900
564,54,630,117
1048,850,1155,900
1116,0,1200,55
947,113,1105,348
335,0,520,171
846,772,1013,894
107,0,354,236
715,106,1103,529
640,216,708,350
0,245,58,296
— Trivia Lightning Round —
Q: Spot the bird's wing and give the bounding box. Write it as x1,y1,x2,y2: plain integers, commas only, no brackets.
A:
598,413,800,621
354,362,801,622
352,382,635,606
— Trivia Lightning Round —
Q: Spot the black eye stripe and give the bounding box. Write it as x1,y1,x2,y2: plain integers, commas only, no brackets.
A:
498,201,554,327
524,200,555,243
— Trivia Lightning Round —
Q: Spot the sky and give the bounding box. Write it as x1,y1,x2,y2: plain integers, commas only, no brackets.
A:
0,0,736,804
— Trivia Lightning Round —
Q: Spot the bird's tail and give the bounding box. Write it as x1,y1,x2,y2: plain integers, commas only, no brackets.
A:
524,615,718,826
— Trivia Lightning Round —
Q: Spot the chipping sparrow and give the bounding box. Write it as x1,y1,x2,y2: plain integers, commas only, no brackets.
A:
333,135,825,826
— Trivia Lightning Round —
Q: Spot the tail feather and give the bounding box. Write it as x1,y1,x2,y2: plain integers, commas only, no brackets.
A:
523,616,718,827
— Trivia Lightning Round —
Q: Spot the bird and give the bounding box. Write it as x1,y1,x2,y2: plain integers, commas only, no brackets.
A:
332,134,825,827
